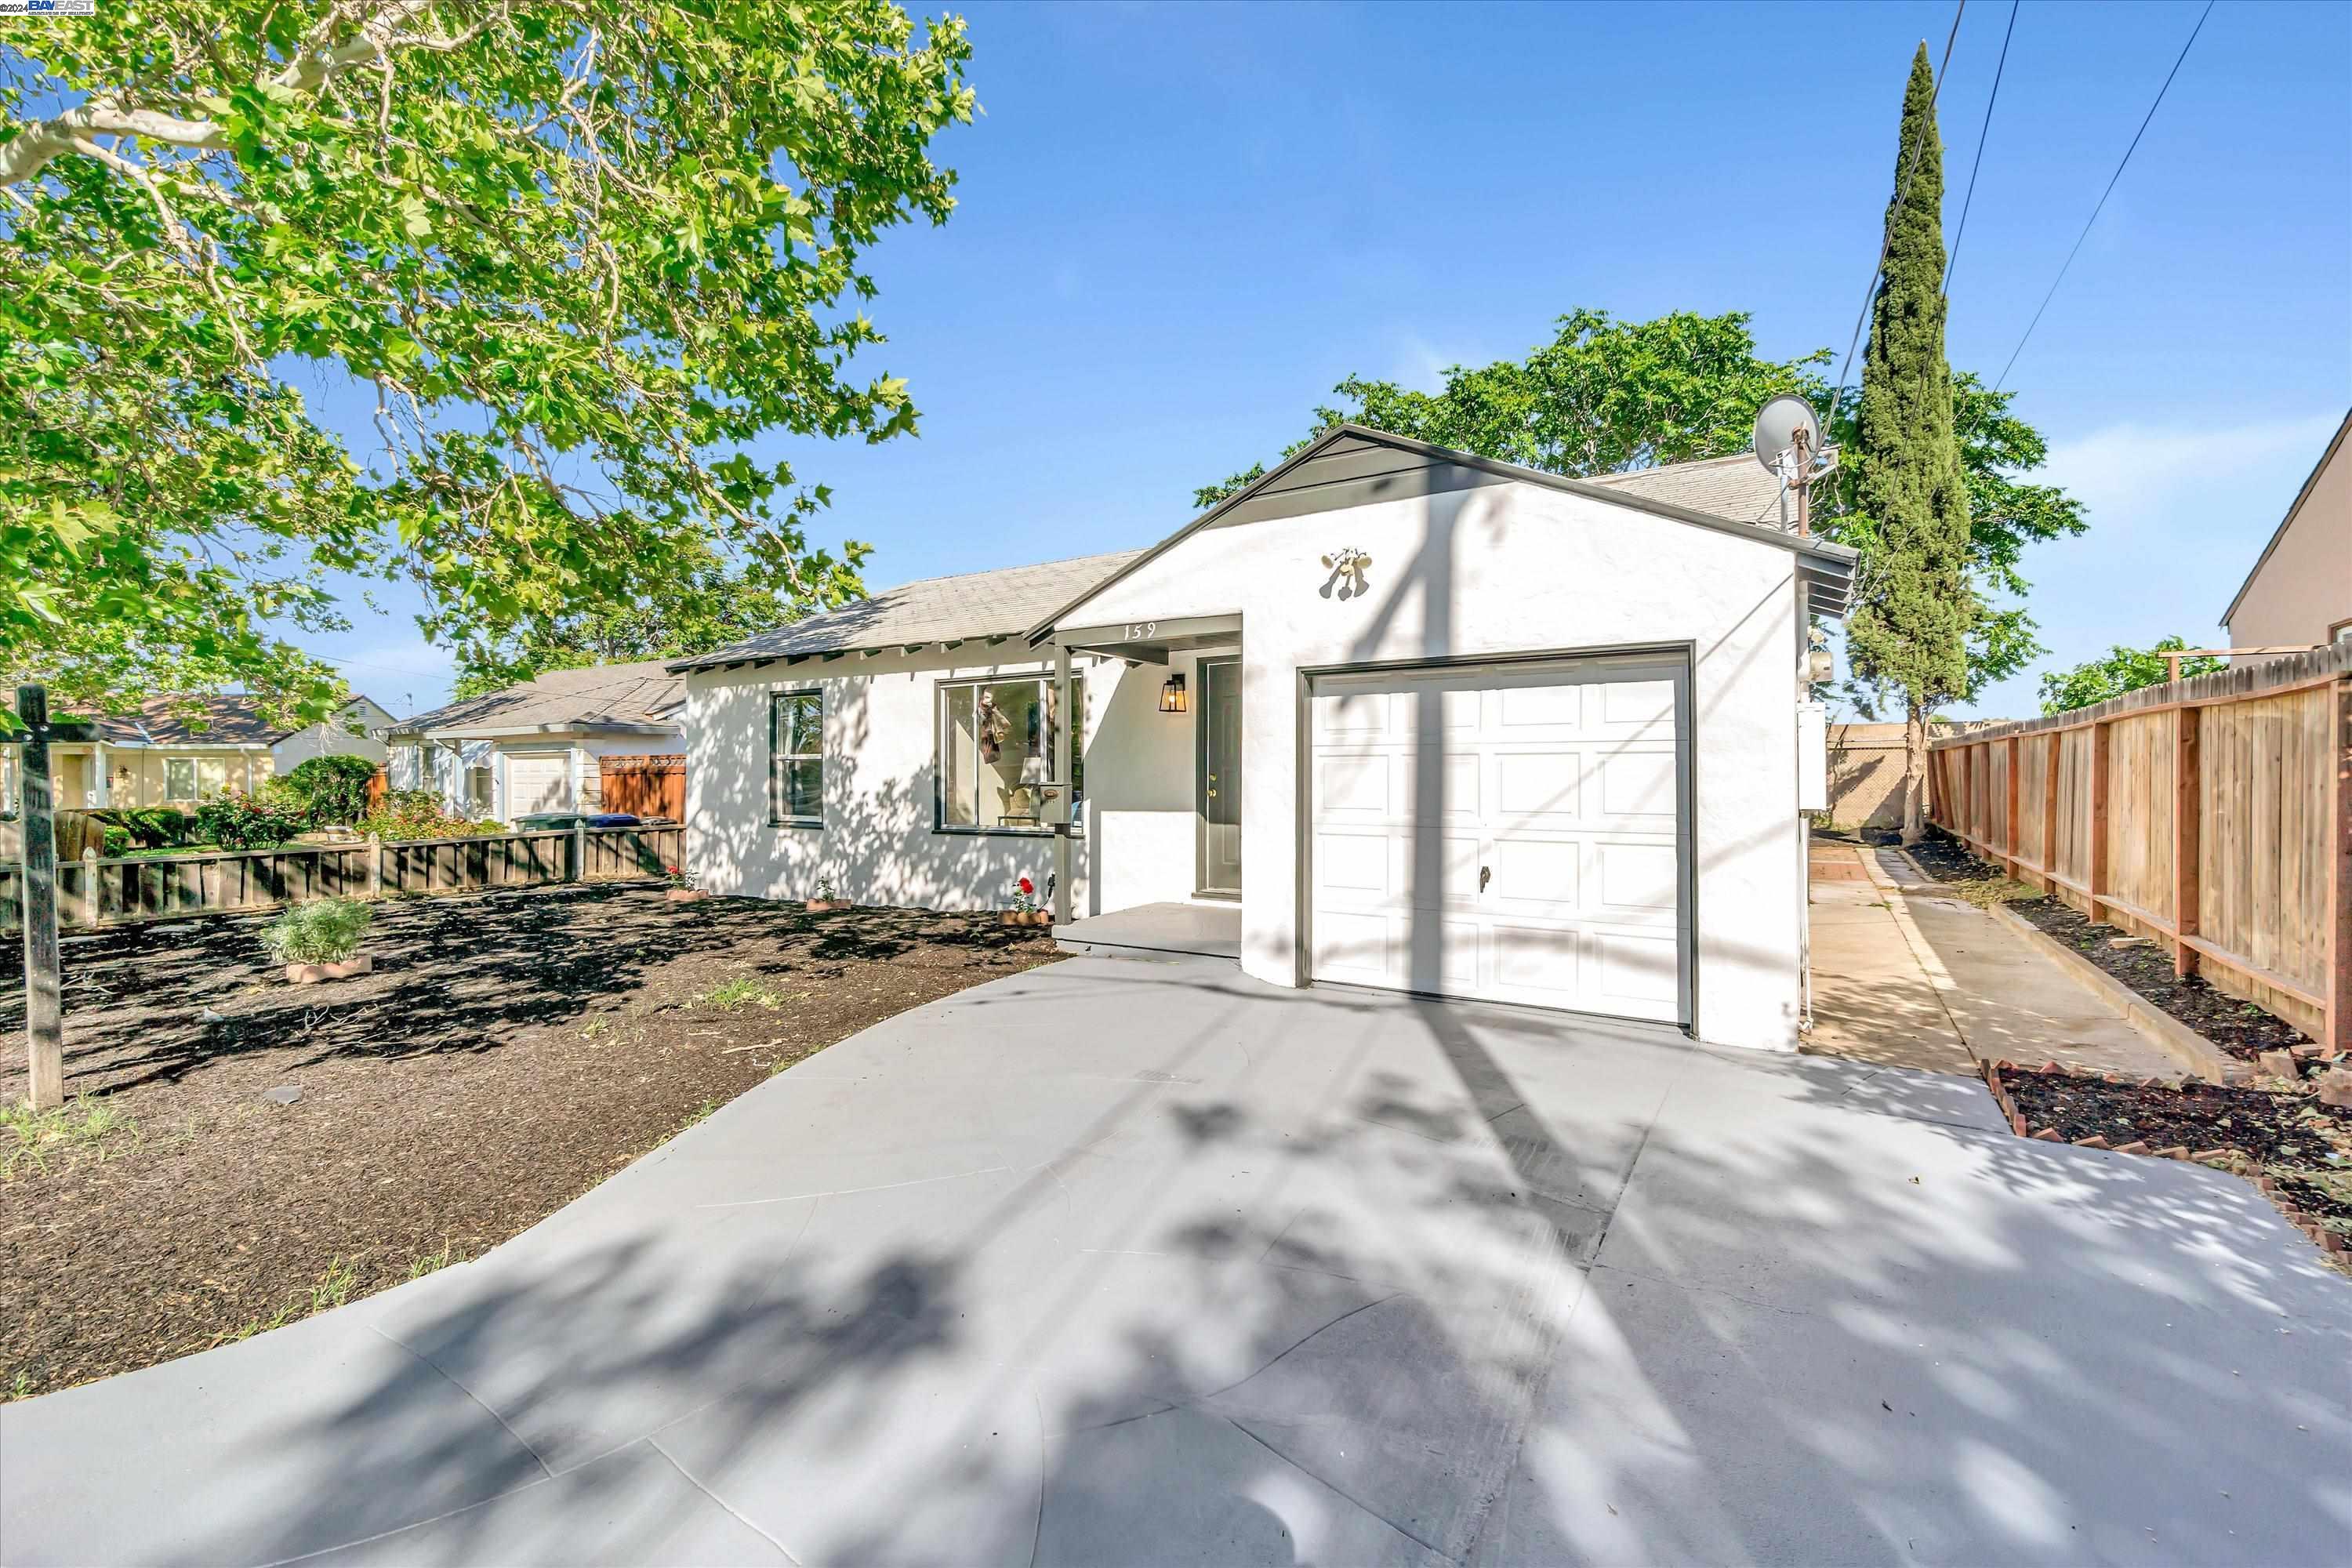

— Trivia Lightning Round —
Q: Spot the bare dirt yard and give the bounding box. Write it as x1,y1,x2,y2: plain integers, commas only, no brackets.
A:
0,886,1059,1399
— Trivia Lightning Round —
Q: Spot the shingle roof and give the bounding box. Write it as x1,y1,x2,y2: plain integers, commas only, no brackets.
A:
390,659,684,738
667,550,1146,673
1584,449,1829,528
82,695,290,747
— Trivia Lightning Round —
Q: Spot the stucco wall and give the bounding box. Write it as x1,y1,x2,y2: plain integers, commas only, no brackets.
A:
2224,429,2350,649
685,651,1181,913
1057,477,1811,1052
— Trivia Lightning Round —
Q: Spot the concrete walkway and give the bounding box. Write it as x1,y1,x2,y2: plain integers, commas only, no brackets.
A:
1807,842,2182,1080
5,955,2347,1566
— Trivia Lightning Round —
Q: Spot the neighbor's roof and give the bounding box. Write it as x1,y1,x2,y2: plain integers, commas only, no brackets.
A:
2220,406,2351,629
666,550,1147,673
1026,424,1860,640
69,694,386,749
387,660,684,739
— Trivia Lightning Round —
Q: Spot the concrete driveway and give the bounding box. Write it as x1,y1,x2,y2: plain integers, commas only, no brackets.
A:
5,953,2347,1566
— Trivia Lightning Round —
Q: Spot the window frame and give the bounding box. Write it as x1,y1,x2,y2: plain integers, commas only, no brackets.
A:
768,688,826,829
164,757,198,800
932,673,1085,838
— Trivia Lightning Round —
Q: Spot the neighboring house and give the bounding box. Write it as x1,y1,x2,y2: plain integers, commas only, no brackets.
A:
675,425,1857,1053
2221,407,2352,652
40,694,393,811
383,661,685,821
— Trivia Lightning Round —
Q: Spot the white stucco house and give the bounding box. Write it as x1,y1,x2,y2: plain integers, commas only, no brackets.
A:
383,660,684,821
673,426,1855,1051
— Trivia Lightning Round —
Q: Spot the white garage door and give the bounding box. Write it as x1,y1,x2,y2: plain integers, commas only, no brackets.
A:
1308,654,1690,1023
504,752,574,815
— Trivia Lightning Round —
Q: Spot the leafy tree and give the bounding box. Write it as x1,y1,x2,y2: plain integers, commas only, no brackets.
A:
2,0,974,724
1836,45,1974,844
2037,637,2224,714
1192,308,1830,506
275,753,381,826
448,543,866,697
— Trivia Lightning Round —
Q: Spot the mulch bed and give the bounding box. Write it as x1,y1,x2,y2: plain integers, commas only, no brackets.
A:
0,886,1060,1399
1910,831,2312,1058
1993,1066,2352,1255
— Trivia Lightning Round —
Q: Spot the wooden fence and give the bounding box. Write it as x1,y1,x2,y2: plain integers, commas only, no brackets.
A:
0,824,684,935
598,753,685,821
1928,643,2351,1050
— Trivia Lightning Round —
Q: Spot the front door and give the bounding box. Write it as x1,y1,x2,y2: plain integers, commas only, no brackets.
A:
1197,658,1242,895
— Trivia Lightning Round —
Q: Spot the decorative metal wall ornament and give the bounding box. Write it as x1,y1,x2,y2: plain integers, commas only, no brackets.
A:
1319,547,1374,601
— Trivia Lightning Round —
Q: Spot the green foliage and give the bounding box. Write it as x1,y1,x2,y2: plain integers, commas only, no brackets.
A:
1839,47,1974,731
2,0,974,720
2,1094,138,1179
1192,308,1829,506
2038,637,2224,714
260,896,373,964
187,794,271,850
192,791,305,850
277,754,379,826
358,788,502,842
450,544,864,696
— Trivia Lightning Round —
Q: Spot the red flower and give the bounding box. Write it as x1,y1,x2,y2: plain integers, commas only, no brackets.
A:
1018,877,1034,895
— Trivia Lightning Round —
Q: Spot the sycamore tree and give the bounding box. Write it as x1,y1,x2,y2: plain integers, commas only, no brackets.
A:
2,0,975,724
2037,637,2224,714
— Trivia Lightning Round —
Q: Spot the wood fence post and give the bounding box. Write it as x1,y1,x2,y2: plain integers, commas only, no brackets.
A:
2004,735,2021,877
16,684,64,1110
2173,707,2201,980
2329,677,2350,1054
571,820,587,884
2041,731,2061,895
2088,719,2112,927
366,833,383,901
79,847,98,929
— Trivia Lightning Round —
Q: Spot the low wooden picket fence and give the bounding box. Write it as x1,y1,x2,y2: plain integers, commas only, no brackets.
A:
1927,643,2350,1050
0,825,684,934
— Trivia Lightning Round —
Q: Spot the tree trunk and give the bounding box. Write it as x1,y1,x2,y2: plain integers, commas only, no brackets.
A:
1900,701,1929,845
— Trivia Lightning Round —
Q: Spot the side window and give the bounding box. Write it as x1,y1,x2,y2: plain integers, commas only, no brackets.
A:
770,690,823,826
165,757,197,800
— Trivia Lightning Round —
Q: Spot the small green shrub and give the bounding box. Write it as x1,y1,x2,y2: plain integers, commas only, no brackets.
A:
194,792,306,851
260,897,374,964
278,755,380,826
358,789,502,843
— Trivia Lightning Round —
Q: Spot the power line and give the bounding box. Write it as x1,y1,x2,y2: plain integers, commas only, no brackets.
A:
1824,2,1969,423
1944,0,2018,297
1993,0,2215,391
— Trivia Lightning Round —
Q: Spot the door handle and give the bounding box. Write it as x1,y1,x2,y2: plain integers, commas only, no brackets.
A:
1479,866,1491,891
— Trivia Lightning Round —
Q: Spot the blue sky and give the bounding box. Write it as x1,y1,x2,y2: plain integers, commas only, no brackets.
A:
301,0,2352,720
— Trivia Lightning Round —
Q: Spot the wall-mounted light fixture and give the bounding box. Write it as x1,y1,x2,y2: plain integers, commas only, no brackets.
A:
1159,673,1188,714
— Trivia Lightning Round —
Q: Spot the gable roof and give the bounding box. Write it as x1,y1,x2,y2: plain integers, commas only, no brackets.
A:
387,660,684,740
69,694,387,749
2221,406,2351,629
1583,450,1812,527
1025,424,1859,642
666,550,1146,674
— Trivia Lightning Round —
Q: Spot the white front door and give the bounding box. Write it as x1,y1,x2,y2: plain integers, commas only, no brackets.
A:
1307,654,1690,1024
504,751,574,816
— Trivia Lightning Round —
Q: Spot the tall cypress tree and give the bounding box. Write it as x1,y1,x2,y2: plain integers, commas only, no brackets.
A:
1845,43,1975,844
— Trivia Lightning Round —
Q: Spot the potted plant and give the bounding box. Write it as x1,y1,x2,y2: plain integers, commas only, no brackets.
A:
665,865,706,903
263,897,376,984
1002,876,1048,927
805,876,850,913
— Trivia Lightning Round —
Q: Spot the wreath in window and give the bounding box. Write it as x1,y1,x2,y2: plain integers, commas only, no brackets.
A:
975,693,1012,764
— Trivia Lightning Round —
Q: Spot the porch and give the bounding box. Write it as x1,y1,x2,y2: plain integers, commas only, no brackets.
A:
1054,901,1240,963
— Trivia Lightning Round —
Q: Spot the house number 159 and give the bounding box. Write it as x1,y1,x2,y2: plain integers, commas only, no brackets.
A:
1123,622,1158,641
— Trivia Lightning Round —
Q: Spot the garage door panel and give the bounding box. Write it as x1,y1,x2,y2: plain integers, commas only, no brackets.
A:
506,753,572,815
1598,841,1680,919
1310,654,1689,1025
1599,752,1677,818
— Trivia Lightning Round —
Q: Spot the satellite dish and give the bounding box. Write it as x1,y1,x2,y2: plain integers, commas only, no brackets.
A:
1752,394,1823,474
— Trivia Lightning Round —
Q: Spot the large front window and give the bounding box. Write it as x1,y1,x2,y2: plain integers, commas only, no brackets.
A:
938,676,1083,833
164,757,229,800
769,690,823,826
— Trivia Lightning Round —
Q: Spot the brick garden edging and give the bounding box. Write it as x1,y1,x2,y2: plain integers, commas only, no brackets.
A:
1979,1059,2350,1263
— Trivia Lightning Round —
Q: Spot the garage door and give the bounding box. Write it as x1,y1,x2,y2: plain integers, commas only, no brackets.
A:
504,752,574,815
1308,654,1689,1023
